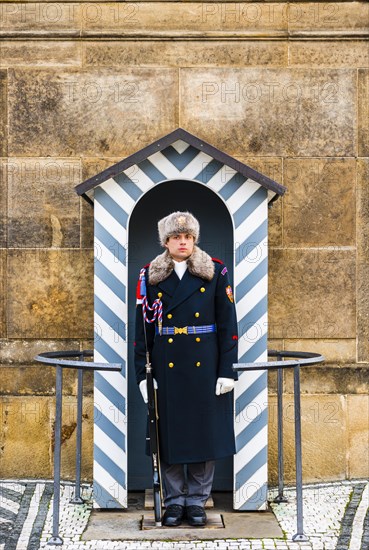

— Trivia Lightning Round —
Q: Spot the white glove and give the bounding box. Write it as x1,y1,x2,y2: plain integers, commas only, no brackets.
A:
139,378,158,403
216,377,235,395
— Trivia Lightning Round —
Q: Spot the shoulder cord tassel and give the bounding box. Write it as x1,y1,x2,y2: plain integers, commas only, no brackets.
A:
139,268,163,335
142,297,163,335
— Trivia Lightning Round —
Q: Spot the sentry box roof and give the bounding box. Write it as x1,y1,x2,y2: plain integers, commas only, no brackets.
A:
74,128,286,205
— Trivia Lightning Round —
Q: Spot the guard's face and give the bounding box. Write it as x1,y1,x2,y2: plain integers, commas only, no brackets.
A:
165,233,195,261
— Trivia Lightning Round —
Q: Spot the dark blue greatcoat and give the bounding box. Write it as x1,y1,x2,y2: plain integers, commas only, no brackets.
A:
134,257,238,465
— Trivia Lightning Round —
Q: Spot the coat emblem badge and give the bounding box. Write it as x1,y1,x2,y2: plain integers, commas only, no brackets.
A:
226,285,234,303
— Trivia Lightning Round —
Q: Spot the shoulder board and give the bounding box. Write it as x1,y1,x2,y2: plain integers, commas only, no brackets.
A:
212,257,224,265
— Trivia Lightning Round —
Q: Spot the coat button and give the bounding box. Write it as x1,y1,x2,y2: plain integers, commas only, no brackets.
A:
196,337,201,342
167,313,173,319
169,362,174,368
194,312,200,318
200,287,205,293
168,338,173,343
196,362,201,367
157,292,163,298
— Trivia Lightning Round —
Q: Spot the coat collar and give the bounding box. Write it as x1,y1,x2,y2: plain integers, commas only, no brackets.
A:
148,246,215,286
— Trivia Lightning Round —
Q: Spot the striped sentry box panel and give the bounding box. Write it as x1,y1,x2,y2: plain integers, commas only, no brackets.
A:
234,195,268,510
93,138,268,509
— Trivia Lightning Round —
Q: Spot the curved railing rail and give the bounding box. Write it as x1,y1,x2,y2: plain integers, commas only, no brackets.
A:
233,350,325,542
245,350,324,369
34,350,122,546
35,349,122,370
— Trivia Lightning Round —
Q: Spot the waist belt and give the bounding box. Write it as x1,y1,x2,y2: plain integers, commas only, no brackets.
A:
156,324,216,335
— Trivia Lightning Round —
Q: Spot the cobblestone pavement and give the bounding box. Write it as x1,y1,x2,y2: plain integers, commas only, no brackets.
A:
0,480,368,550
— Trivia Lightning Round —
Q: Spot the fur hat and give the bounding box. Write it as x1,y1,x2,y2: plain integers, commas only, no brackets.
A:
158,211,200,246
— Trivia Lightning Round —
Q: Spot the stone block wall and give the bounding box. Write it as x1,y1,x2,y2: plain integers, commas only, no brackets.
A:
0,1,368,483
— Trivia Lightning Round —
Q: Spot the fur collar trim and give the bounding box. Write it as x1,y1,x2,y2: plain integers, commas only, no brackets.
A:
148,246,215,286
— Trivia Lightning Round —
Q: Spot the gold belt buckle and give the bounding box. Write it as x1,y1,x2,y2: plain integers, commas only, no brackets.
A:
174,326,188,335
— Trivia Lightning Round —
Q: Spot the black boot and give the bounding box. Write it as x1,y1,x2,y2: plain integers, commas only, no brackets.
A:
162,504,185,527
186,505,207,527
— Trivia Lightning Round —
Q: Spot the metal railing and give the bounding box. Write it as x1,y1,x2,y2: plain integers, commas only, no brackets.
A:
34,350,122,546
36,348,323,543
233,350,325,541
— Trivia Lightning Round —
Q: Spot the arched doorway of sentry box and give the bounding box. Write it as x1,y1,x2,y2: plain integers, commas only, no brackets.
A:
127,179,234,493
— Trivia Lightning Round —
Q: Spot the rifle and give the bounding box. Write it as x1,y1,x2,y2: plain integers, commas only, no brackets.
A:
143,320,162,526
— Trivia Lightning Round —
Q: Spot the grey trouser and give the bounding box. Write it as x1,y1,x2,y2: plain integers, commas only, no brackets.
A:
160,460,215,507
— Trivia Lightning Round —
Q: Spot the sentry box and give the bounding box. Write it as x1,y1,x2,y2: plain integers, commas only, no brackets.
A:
75,128,286,511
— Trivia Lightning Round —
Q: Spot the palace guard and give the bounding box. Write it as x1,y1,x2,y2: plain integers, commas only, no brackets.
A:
134,211,238,527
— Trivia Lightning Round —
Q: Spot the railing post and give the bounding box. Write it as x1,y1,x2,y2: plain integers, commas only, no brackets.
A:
233,350,324,542
48,365,63,546
35,351,122,546
70,356,84,505
292,363,308,542
274,353,288,504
